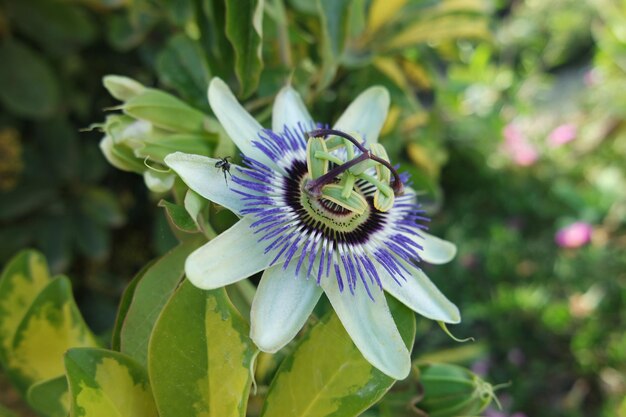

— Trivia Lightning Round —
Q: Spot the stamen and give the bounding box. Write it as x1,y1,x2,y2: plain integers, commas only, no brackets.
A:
307,128,405,196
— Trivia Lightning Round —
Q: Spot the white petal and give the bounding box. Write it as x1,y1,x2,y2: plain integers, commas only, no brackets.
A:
208,78,274,167
272,85,313,133
401,188,457,265
322,279,411,380
185,217,273,289
251,263,322,352
164,152,245,215
333,86,390,145
381,262,461,324
419,232,457,265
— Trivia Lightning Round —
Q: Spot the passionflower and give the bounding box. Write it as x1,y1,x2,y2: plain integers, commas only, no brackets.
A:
164,78,460,379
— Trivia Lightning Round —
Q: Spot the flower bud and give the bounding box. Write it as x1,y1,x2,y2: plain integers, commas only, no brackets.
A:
103,75,146,101
122,89,209,134
416,363,500,417
99,135,145,173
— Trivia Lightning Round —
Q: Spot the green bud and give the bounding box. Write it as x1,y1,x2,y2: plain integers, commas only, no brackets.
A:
321,184,368,214
99,135,145,174
416,363,500,417
135,133,217,164
103,75,146,101
122,89,209,134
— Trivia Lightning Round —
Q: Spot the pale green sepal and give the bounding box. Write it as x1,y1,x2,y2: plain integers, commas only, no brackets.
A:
149,280,255,417
103,75,146,102
321,184,368,214
333,86,390,145
64,348,158,417
208,78,275,168
123,89,208,134
272,85,313,132
260,297,416,417
185,217,276,289
164,152,245,215
251,262,323,353
27,375,69,417
306,136,329,180
419,232,458,265
322,278,411,380
380,262,461,324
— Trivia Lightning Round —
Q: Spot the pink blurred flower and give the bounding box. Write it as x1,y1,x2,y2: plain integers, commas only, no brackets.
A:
548,124,577,147
471,357,491,376
584,69,599,86
507,348,525,366
555,222,593,248
503,124,538,166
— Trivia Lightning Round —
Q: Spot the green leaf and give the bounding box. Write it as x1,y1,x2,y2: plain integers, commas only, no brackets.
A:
0,250,51,365
161,0,195,26
385,16,490,51
7,276,99,393
157,34,211,110
73,211,110,260
36,118,80,182
225,0,264,98
110,261,155,351
9,0,96,52
0,39,61,119
0,403,19,417
260,296,416,417
106,9,158,51
0,184,57,221
149,280,255,417
37,215,73,272
27,375,69,417
80,188,125,227
316,0,352,90
158,200,199,233
119,239,203,366
65,348,158,417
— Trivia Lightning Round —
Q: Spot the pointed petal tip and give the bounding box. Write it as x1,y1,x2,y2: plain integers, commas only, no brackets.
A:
272,84,313,132
333,85,391,145
420,232,458,265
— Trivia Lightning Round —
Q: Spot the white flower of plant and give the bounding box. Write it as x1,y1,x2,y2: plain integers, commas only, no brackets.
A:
164,78,460,380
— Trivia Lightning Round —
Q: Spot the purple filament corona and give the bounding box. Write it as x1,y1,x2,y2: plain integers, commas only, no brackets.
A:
231,124,430,298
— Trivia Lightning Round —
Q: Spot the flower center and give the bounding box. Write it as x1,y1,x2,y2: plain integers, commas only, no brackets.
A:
299,174,372,234
281,160,386,245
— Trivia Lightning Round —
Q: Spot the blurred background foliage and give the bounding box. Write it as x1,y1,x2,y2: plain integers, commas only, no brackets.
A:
0,0,625,416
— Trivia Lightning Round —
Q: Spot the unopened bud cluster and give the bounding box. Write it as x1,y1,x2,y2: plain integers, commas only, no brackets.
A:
97,76,219,192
